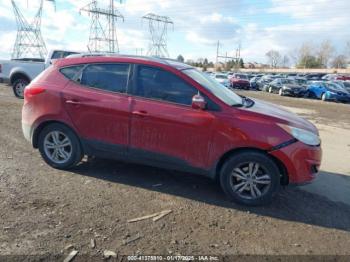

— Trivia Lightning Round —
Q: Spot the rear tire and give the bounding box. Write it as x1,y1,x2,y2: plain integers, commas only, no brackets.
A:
269,86,273,93
219,151,281,206
12,78,29,99
38,123,83,169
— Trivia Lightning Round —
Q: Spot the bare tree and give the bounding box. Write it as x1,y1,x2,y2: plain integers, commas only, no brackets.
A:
297,42,318,68
265,50,281,68
317,40,334,68
282,55,290,68
331,55,347,69
345,41,350,62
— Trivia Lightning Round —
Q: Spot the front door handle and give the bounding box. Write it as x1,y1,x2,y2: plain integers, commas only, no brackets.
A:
66,100,81,105
132,110,148,117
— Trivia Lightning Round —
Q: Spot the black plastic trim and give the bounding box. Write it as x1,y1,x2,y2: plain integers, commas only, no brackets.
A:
269,138,298,151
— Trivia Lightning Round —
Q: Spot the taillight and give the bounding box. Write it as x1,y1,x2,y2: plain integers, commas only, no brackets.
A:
24,86,45,99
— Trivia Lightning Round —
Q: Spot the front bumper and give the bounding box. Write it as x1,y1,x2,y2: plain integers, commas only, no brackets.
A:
327,93,350,102
283,88,306,96
231,82,250,89
22,122,33,144
269,141,322,184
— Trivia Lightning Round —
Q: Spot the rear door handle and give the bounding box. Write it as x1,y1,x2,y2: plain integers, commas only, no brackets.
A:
66,100,81,105
132,110,148,117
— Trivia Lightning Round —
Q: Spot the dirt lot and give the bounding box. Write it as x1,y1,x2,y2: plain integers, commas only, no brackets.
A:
0,84,350,259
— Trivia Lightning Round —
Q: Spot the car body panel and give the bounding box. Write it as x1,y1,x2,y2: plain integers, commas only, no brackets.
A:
22,55,322,186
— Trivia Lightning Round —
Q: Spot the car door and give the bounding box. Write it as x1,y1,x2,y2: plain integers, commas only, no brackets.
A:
61,63,131,156
128,64,217,171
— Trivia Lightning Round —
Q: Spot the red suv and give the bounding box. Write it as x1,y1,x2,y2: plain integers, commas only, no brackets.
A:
229,73,250,89
22,56,322,206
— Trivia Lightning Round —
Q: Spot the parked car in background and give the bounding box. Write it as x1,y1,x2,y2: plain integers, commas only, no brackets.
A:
306,81,350,102
213,73,230,87
265,78,307,97
0,50,79,98
341,81,350,92
249,76,261,90
229,73,250,89
258,75,279,91
322,74,350,81
305,73,326,81
22,55,322,206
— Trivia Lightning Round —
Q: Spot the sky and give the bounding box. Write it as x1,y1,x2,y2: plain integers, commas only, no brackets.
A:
0,0,350,64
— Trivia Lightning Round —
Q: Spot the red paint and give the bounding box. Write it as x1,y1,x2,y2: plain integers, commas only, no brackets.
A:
22,56,322,185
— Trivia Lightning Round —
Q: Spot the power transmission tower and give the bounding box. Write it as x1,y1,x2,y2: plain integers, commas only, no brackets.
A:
11,0,55,59
142,13,173,58
80,0,124,53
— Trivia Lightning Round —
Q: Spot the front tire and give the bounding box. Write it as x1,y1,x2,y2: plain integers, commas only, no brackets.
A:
38,123,83,169
219,151,281,206
13,78,29,99
321,93,327,101
269,86,273,93
279,88,284,96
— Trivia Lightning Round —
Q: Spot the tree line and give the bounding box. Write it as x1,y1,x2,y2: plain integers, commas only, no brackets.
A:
266,40,350,69
176,55,244,71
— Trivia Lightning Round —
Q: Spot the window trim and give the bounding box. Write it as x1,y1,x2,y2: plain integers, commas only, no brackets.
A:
129,64,220,111
64,62,133,95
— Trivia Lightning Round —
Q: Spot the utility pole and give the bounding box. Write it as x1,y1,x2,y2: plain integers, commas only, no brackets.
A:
142,13,173,57
216,40,238,71
216,40,220,64
80,0,124,53
135,48,144,55
11,0,55,59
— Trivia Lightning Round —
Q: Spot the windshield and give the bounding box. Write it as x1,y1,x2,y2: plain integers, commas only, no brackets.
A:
236,74,248,79
182,68,243,106
215,74,227,79
327,83,344,90
281,79,296,84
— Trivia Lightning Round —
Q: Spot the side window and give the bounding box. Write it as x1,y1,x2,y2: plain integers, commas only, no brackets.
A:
80,64,130,93
60,65,84,80
134,66,198,106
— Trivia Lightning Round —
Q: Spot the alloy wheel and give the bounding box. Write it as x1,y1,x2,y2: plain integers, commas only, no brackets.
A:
43,131,73,164
15,81,27,98
229,162,271,200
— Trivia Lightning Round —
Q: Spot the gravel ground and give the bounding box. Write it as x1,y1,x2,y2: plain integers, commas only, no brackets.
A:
0,84,350,260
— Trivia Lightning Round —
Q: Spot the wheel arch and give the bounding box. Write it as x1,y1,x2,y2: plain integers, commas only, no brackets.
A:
214,147,289,186
32,120,81,149
10,71,31,85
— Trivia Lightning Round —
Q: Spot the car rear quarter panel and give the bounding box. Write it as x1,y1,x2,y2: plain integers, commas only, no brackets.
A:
22,66,76,142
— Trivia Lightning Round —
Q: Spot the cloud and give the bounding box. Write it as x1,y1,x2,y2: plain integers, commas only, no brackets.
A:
0,0,349,63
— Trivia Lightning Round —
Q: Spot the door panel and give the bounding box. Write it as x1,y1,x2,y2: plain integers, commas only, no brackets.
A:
63,82,130,149
130,98,215,169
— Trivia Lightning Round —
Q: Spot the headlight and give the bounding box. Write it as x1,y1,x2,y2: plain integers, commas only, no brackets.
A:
328,91,336,95
278,124,320,146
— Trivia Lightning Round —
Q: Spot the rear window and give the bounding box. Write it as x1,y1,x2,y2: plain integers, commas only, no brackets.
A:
60,65,84,80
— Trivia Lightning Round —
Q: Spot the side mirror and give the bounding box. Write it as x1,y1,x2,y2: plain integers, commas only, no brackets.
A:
192,94,206,110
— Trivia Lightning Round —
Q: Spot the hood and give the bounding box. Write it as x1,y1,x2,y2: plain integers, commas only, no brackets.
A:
243,98,318,134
